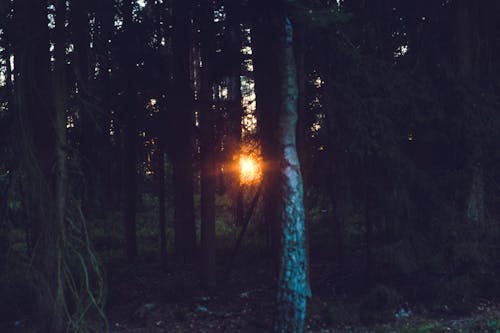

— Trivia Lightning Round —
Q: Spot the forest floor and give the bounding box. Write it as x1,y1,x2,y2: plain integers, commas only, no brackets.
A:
1,253,500,332
106,257,500,333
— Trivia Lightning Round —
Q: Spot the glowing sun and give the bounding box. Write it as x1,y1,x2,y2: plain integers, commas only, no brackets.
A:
239,155,261,185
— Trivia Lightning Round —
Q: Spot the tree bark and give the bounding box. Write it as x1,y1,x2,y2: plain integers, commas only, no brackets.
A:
96,0,120,211
293,22,312,295
91,0,116,212
364,192,374,289
157,149,168,265
53,1,68,330
273,16,309,333
456,0,473,81
199,0,217,289
455,0,486,225
122,0,138,262
466,165,485,224
224,0,245,228
15,0,66,330
72,0,103,216
171,0,196,261
251,0,282,272
54,0,68,254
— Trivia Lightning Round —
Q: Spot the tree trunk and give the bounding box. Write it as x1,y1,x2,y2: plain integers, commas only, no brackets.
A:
251,0,282,272
456,0,472,81
157,149,168,265
332,161,348,271
456,0,486,225
54,0,68,255
364,199,374,289
224,0,245,228
200,132,217,288
15,0,66,330
171,0,196,261
122,0,138,262
123,108,138,261
199,0,217,289
466,164,485,224
273,16,309,333
293,22,312,295
72,0,103,216
52,0,68,330
96,0,120,211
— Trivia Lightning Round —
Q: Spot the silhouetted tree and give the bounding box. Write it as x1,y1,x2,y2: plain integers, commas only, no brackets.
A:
198,0,217,289
14,0,66,329
121,0,139,262
171,0,197,261
251,0,282,271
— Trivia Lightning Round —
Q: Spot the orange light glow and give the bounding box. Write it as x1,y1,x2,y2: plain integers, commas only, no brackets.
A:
239,155,261,185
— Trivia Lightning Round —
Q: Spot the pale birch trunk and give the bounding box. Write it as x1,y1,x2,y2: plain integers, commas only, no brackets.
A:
274,16,309,333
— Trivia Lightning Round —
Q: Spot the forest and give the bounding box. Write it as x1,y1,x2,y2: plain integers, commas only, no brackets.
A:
1,0,500,332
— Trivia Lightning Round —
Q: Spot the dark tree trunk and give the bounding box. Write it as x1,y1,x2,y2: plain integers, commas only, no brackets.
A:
199,0,217,289
96,0,120,211
71,0,102,216
364,198,374,289
54,0,68,252
224,0,244,228
456,0,473,81
273,16,309,333
71,0,90,85
52,0,69,330
122,0,138,262
123,102,138,262
455,0,486,225
199,119,217,289
251,0,282,272
331,162,348,271
171,0,196,261
15,0,66,330
224,0,243,148
157,149,168,265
